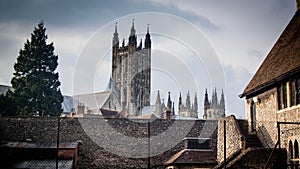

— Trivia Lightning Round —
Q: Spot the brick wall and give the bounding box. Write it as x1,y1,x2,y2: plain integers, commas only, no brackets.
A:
0,117,218,168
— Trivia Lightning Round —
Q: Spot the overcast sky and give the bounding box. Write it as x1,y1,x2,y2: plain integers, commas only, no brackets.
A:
0,0,297,118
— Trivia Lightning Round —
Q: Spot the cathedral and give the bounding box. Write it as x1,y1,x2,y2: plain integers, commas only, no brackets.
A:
111,20,151,116
68,21,226,120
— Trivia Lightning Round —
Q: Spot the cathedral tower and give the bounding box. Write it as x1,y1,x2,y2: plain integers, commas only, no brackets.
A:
111,20,151,116
203,88,226,120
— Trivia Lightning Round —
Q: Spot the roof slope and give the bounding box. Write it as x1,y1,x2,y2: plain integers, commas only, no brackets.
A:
241,10,300,97
73,91,112,110
164,149,216,165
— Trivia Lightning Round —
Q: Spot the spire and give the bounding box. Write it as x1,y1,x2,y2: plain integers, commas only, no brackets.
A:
194,93,198,116
114,22,118,33
130,19,136,37
129,19,137,47
144,24,151,49
161,98,165,110
179,92,182,105
178,92,182,112
220,89,225,110
155,90,162,117
172,102,175,116
186,91,191,111
147,24,149,33
155,90,161,105
204,89,210,110
211,88,218,108
167,92,172,110
113,22,119,46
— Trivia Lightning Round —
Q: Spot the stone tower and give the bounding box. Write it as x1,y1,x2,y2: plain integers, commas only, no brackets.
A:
203,88,225,120
178,92,198,118
111,21,151,116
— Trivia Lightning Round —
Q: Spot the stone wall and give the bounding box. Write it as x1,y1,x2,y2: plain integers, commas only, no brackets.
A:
227,148,287,169
0,117,218,168
246,88,278,148
245,87,300,163
217,115,244,163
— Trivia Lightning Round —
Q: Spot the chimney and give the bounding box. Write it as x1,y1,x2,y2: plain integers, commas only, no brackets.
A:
77,102,85,115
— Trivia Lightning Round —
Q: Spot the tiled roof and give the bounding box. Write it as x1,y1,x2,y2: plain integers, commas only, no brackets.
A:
13,159,73,169
3,141,79,149
164,149,216,165
241,10,300,97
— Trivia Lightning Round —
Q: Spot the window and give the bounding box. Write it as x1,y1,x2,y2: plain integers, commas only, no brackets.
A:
278,77,300,110
283,84,287,108
290,80,296,107
278,86,282,110
295,140,299,159
289,140,294,160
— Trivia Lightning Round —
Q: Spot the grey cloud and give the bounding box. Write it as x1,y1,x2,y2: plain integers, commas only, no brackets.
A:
248,49,264,60
224,65,253,118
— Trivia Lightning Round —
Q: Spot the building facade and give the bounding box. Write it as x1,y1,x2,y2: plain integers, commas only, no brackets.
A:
111,21,151,116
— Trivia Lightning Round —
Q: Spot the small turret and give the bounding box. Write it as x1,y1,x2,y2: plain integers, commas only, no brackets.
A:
193,93,198,118
113,22,119,47
178,92,182,111
155,90,162,117
129,19,137,47
186,91,191,111
144,24,151,49
220,89,225,117
203,89,210,119
167,92,172,110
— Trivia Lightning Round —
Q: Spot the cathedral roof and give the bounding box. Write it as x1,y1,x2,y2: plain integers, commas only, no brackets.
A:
73,91,115,111
240,10,300,98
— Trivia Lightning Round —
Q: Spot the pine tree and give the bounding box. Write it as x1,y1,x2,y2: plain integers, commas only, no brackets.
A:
10,22,63,116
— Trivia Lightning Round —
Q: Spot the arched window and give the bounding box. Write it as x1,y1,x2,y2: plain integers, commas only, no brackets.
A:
289,140,294,159
295,140,299,159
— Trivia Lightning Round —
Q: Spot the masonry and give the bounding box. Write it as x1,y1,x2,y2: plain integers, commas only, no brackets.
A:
0,117,218,168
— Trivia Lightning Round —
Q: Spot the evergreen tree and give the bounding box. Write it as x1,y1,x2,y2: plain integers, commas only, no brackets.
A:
10,22,63,116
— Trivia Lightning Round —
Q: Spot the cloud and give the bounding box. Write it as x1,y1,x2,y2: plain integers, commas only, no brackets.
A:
224,65,253,118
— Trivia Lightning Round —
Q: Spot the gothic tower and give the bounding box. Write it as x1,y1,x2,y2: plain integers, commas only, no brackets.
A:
203,88,226,120
111,20,151,116
177,91,198,118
